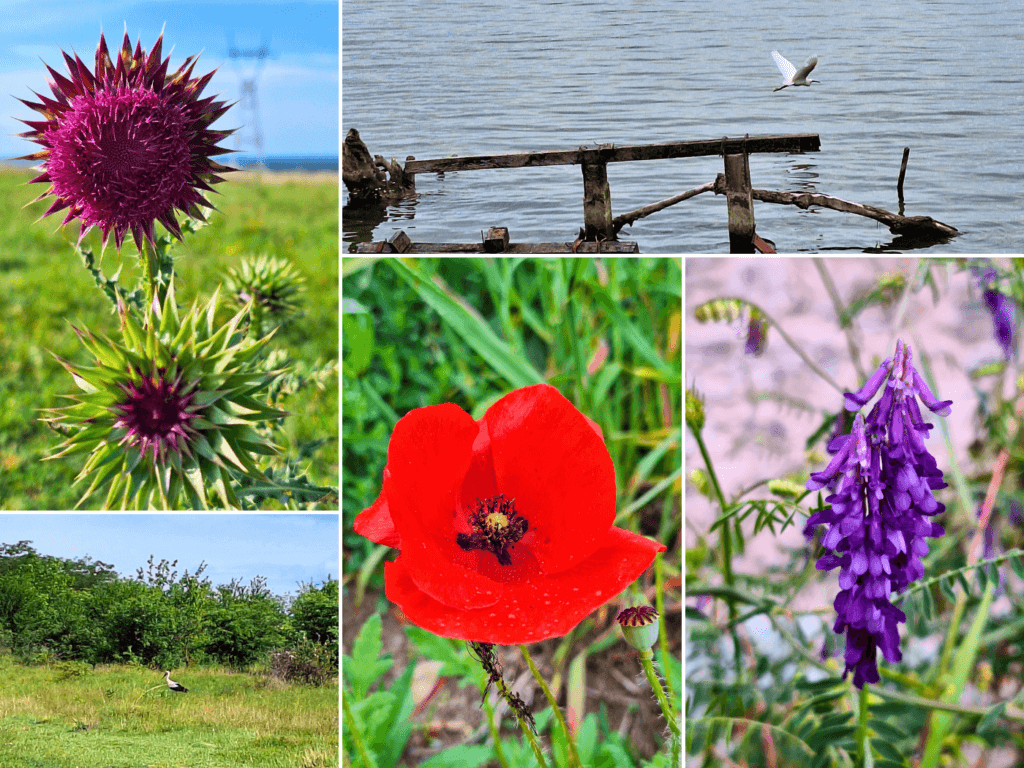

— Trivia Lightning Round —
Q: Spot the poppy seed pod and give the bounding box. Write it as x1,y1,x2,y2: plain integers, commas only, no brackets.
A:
617,605,660,652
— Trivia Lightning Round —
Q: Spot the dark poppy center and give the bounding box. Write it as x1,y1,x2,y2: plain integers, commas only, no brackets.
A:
457,495,528,566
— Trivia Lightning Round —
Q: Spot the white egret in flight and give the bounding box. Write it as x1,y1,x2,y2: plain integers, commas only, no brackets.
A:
771,51,820,91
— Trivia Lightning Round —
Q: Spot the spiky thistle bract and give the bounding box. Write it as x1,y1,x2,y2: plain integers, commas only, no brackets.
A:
45,280,288,509
224,254,306,319
15,28,235,252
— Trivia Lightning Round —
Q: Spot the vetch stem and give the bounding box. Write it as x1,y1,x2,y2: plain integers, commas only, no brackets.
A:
520,644,582,768
855,683,869,767
689,415,743,679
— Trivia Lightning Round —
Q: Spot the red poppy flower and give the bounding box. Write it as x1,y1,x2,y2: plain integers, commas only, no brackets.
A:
355,383,667,644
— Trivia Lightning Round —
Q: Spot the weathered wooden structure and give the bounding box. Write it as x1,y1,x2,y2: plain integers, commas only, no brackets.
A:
398,134,819,252
342,128,415,205
346,131,958,252
354,233,642,253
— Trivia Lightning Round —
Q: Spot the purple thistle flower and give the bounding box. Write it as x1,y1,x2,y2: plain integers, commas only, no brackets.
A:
15,29,235,252
805,340,950,688
111,365,202,464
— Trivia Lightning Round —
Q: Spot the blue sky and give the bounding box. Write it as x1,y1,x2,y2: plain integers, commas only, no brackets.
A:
0,0,338,160
0,514,338,600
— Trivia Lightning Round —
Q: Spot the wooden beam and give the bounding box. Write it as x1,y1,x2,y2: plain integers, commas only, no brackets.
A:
353,240,640,254
749,187,958,237
404,134,820,175
612,181,715,235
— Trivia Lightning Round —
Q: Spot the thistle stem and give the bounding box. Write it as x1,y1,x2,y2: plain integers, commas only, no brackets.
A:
639,649,681,739
519,644,582,768
139,237,158,309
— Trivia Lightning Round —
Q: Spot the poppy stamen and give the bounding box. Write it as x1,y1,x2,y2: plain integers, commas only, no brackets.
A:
457,494,528,566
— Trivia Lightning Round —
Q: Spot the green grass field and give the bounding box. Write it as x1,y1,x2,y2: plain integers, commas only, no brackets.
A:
0,659,338,767
0,168,338,509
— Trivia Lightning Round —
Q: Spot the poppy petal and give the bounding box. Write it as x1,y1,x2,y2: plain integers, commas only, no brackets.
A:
383,402,479,555
482,384,616,574
353,471,400,549
385,525,665,644
392,542,504,611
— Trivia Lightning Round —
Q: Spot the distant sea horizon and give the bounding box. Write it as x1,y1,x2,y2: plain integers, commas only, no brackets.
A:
0,154,339,173
230,155,338,172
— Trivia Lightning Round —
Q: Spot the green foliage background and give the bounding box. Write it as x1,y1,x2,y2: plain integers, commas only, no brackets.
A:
342,257,682,767
0,170,338,509
0,540,338,671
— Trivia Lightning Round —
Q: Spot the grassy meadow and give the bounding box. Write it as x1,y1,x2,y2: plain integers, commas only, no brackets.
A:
0,659,338,767
0,167,338,509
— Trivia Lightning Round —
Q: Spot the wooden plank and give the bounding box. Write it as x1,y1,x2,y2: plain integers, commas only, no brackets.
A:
353,241,641,254
404,134,820,175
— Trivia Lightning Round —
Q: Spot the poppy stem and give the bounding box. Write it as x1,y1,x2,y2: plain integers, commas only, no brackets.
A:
638,649,682,739
342,692,378,768
519,644,582,768
654,553,676,704
517,707,549,768
482,695,513,768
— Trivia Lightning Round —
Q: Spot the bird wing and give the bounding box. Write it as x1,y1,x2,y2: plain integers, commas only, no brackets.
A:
795,57,818,81
771,50,796,81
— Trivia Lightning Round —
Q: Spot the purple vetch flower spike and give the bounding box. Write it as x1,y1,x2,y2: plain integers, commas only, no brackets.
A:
806,339,951,688
977,268,1018,360
911,369,952,416
744,312,768,356
844,355,893,411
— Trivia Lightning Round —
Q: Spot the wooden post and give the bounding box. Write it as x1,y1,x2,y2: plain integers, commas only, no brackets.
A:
482,227,510,253
723,151,755,253
580,160,613,241
385,230,411,253
897,147,910,215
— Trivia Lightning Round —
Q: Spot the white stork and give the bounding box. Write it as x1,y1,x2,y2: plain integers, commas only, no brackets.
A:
163,670,188,693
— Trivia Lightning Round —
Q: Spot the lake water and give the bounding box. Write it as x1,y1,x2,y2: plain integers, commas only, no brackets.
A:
342,0,1023,253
